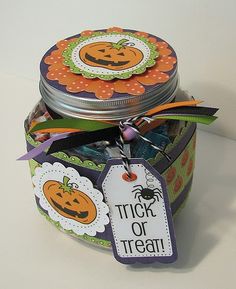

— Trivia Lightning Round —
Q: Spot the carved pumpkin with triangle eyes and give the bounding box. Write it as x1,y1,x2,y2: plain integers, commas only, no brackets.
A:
79,39,144,70
43,176,97,224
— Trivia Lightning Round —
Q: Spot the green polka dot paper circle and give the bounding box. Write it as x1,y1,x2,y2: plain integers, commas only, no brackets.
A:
62,32,159,80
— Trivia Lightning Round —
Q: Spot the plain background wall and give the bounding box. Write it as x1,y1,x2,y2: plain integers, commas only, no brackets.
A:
1,0,236,139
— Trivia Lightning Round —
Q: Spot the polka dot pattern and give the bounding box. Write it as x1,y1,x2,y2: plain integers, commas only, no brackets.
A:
107,27,123,33
114,79,145,95
87,80,115,100
135,31,149,38
156,56,176,72
43,27,177,99
187,159,194,176
174,175,184,193
55,38,77,49
80,30,94,36
147,36,157,43
135,67,169,85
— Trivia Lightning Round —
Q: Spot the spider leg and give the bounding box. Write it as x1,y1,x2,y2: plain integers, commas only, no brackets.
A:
133,185,144,189
149,198,156,206
132,188,141,194
153,188,162,193
138,195,142,203
154,188,163,199
153,195,160,202
134,192,141,199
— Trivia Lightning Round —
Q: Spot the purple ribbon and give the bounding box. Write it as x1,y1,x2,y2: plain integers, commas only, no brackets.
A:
17,132,69,161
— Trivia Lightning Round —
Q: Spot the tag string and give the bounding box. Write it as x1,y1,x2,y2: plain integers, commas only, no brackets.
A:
115,118,137,178
117,116,171,178
115,136,132,178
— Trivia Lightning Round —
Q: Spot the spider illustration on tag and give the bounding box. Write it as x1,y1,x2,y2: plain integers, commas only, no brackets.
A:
132,185,163,205
132,168,163,205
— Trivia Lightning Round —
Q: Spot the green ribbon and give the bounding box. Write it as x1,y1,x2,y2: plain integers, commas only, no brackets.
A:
153,114,217,125
30,109,217,134
30,118,115,133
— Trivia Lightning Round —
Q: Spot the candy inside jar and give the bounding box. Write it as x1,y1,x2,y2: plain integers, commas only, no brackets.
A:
25,93,188,165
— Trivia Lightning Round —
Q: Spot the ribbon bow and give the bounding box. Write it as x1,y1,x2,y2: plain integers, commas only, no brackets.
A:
18,99,218,172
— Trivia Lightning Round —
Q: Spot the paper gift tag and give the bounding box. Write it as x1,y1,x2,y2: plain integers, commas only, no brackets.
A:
98,158,177,264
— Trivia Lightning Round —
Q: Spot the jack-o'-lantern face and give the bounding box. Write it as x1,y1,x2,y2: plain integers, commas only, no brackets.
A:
79,39,144,71
43,176,97,224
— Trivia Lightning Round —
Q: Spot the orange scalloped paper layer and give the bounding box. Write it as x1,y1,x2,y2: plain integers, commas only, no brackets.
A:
44,27,177,100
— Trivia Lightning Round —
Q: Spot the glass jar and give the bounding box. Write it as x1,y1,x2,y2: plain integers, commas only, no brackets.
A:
25,28,196,248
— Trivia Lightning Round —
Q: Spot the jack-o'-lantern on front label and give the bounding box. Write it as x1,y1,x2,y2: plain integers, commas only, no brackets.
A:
62,31,159,80
32,162,109,236
43,176,97,224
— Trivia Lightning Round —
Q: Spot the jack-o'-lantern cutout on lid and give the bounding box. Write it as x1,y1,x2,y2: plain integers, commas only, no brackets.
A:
43,176,97,224
62,31,159,80
79,39,144,71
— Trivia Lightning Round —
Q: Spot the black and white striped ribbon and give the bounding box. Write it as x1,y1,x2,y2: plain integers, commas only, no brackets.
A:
117,116,171,178
115,118,134,178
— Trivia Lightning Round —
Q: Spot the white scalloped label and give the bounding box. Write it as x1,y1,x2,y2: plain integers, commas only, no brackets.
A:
62,32,158,80
32,162,109,236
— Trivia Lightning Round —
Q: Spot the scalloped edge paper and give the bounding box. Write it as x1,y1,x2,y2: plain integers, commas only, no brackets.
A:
62,31,158,80
32,162,109,236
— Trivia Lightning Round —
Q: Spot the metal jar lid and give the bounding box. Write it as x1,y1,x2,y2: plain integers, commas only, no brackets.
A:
39,28,178,121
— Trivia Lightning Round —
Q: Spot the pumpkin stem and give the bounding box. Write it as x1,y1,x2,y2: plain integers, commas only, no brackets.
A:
112,39,129,50
60,176,73,194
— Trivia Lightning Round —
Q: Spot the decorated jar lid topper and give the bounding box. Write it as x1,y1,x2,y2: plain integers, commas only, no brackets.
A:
62,31,158,80
41,27,177,100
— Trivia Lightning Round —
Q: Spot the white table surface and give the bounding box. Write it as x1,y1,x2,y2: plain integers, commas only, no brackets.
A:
1,74,236,289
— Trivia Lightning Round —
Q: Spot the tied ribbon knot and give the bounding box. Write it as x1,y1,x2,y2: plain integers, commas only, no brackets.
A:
18,99,218,177
116,117,172,178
